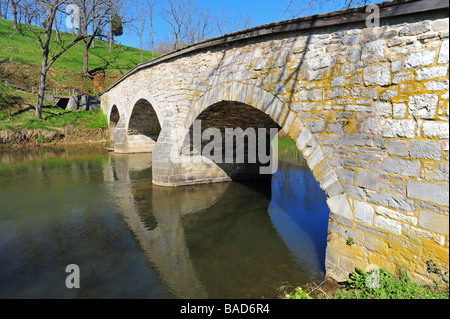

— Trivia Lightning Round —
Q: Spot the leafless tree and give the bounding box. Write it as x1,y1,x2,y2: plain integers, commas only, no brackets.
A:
130,0,156,63
284,0,369,18
161,0,195,51
16,0,99,118
73,0,118,76
214,8,253,36
0,0,10,19
10,0,19,29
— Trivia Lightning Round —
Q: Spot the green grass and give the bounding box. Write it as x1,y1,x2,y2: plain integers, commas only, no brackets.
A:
285,268,449,299
0,18,159,94
0,99,108,132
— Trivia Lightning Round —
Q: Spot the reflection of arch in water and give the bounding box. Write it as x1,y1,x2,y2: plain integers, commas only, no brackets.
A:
103,153,229,298
269,160,330,278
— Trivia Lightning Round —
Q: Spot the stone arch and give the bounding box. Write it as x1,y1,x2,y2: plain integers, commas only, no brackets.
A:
183,83,353,279
127,98,162,139
121,93,162,153
129,90,164,128
182,83,341,196
109,104,120,129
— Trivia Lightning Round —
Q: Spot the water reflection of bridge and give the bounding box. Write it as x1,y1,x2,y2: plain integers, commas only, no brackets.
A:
104,153,327,298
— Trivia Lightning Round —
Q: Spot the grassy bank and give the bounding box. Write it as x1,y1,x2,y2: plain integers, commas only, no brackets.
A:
0,86,109,149
0,18,158,94
284,268,449,299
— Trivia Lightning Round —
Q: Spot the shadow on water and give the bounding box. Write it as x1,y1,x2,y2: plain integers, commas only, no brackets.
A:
0,143,329,299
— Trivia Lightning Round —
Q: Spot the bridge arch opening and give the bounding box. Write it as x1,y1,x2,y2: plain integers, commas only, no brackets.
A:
110,105,120,129
182,100,282,180
181,99,329,276
128,98,162,141
126,98,162,153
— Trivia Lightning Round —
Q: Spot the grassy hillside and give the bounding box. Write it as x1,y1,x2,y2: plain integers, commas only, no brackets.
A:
0,18,157,94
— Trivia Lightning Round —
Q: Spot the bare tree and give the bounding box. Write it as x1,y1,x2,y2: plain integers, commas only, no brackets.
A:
10,0,20,29
0,0,11,19
161,0,195,51
130,0,150,63
16,0,91,118
284,0,369,17
214,9,253,36
74,0,117,76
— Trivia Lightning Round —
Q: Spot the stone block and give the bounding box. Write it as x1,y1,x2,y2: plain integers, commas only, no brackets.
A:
408,94,438,119
399,21,432,36
409,140,441,160
419,210,449,235
421,121,449,139
404,50,436,69
383,157,421,177
327,194,354,220
363,63,391,86
380,120,415,138
438,40,449,64
357,170,378,190
393,103,407,118
407,180,449,207
374,215,402,235
361,40,386,59
375,101,392,118
367,192,416,211
387,140,408,157
415,66,448,81
353,200,375,225
375,205,417,225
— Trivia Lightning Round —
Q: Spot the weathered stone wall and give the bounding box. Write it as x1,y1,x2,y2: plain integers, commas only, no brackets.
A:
101,1,449,284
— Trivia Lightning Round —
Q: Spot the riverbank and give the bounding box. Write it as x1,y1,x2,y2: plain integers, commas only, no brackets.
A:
0,92,110,150
0,126,110,150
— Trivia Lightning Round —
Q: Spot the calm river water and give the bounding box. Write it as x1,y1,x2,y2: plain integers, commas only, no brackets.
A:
0,140,330,299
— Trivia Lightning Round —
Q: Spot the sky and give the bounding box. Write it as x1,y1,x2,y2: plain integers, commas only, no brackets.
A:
119,0,369,50
120,0,291,50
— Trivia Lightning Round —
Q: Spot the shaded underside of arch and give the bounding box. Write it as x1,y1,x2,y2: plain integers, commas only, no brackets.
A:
128,99,162,140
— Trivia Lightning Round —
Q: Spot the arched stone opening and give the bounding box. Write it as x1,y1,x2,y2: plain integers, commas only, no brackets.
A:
126,98,162,153
181,101,282,181
109,105,120,142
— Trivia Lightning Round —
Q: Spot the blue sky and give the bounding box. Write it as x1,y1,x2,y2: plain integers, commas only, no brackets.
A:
119,0,376,50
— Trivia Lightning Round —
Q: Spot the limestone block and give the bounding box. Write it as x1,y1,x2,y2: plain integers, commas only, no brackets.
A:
363,63,391,86
399,21,432,37
415,66,448,80
383,157,421,177
407,180,449,207
327,194,354,220
421,121,449,139
361,40,386,59
408,94,438,119
438,40,449,64
374,215,402,235
353,200,375,225
419,210,449,235
387,140,408,157
380,119,416,138
409,140,442,160
404,50,436,69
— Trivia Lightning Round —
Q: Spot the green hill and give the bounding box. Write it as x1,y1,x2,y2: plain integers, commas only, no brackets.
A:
0,18,157,94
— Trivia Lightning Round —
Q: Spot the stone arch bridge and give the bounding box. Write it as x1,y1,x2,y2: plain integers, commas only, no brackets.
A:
100,0,449,283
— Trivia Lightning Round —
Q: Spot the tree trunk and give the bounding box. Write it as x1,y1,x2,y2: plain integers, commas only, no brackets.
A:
83,38,89,76
11,0,18,30
140,36,143,63
36,53,49,119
